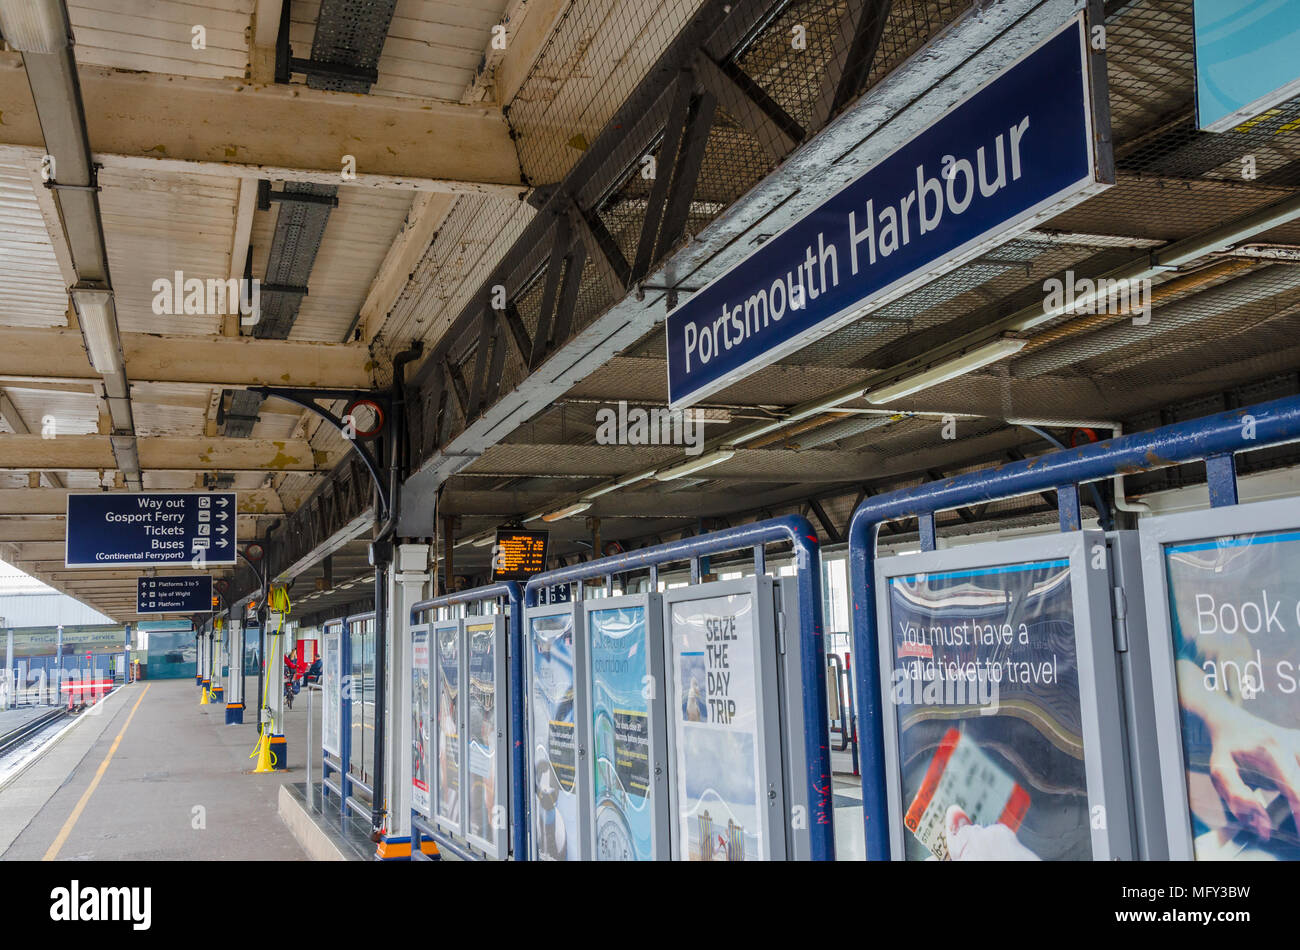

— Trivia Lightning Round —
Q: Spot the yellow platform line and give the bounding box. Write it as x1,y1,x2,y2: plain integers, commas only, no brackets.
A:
42,684,151,861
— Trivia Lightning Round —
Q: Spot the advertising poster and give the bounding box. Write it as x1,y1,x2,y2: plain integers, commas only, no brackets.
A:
1163,529,1300,860
435,625,461,827
669,593,763,861
529,612,579,860
466,621,498,845
888,559,1088,860
322,629,341,756
411,627,431,817
589,606,654,860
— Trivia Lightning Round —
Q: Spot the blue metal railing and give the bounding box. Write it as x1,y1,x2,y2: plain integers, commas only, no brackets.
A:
523,514,836,861
847,394,1300,860
409,582,523,861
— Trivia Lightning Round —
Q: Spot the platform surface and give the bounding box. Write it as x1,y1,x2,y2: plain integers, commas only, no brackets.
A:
0,678,322,860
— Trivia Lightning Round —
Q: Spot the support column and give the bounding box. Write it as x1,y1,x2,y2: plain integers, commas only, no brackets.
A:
123,624,131,684
3,627,12,710
265,612,287,769
54,624,63,706
196,627,205,685
226,617,245,723
377,543,430,860
211,620,225,708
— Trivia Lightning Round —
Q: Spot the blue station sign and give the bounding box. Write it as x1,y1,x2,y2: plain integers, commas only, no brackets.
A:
66,492,237,568
665,16,1110,407
137,575,214,614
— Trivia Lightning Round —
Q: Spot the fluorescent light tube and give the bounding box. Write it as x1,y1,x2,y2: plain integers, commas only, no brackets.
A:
864,339,1026,404
471,534,496,548
0,0,72,53
541,501,591,523
583,471,652,500
654,448,735,481
70,286,123,376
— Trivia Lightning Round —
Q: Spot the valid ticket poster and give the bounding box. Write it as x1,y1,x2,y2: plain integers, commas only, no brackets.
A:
530,612,579,860
670,592,764,861
589,605,654,860
411,628,431,817
465,621,498,847
888,558,1088,860
435,625,461,828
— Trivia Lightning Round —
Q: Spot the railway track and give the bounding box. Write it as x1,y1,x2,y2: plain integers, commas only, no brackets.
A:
0,709,68,758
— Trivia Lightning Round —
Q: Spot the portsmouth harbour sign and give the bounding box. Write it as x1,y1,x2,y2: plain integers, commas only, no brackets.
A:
665,15,1111,407
65,492,237,569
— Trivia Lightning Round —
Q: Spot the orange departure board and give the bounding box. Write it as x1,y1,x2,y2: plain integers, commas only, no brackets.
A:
492,529,549,581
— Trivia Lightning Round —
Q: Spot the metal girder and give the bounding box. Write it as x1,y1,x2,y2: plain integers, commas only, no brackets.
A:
569,201,630,300
529,215,573,370
807,497,843,543
499,303,533,365
691,49,803,163
632,70,696,283
655,89,719,264
813,0,895,127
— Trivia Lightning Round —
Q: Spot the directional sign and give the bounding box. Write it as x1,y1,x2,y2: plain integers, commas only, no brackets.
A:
65,492,237,568
137,575,214,615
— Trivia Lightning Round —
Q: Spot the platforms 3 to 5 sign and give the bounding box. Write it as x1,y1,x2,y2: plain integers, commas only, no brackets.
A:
137,575,214,614
65,492,237,568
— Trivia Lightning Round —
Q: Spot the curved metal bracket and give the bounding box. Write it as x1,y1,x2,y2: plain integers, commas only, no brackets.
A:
246,386,391,516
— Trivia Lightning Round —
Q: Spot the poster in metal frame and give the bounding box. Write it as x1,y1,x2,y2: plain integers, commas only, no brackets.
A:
431,617,466,837
463,614,510,858
582,593,669,861
411,621,433,820
1139,497,1300,861
873,530,1132,860
662,576,786,861
321,623,342,757
524,601,590,861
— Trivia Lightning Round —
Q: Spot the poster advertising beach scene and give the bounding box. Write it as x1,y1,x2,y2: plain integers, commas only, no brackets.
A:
435,624,460,827
411,627,431,817
530,612,580,860
670,592,764,861
589,605,654,860
466,621,497,846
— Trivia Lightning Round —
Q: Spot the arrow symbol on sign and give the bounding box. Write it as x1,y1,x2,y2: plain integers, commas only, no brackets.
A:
216,525,229,535
216,497,230,507
216,511,229,521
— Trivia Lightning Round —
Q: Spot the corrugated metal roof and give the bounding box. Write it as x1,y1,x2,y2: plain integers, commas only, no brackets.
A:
0,161,71,328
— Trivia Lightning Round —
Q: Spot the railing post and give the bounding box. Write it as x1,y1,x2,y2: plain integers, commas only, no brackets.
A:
1057,483,1082,531
1205,453,1239,507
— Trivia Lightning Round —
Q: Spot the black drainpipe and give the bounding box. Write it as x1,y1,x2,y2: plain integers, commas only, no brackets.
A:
370,343,422,836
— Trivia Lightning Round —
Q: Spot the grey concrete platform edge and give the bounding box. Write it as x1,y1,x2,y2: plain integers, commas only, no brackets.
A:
0,686,132,856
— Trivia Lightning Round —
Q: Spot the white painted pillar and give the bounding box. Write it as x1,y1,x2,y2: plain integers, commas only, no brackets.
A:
385,543,430,845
